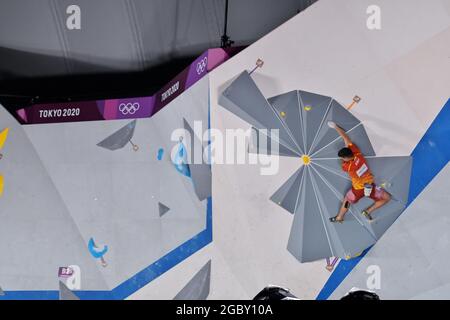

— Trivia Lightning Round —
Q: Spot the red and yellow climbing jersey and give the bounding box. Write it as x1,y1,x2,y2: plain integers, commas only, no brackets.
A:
341,143,374,190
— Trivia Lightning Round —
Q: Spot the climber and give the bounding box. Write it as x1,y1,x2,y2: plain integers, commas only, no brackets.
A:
327,121,391,223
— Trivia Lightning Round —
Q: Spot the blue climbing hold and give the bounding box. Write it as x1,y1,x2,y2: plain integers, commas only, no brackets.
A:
88,238,108,259
173,142,191,178
157,148,164,160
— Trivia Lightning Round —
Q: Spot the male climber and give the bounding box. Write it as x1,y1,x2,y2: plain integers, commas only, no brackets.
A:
327,121,391,223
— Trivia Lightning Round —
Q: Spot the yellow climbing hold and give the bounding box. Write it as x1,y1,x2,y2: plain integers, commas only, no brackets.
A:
302,155,311,165
0,175,3,197
280,111,286,117
304,105,312,111
0,128,9,150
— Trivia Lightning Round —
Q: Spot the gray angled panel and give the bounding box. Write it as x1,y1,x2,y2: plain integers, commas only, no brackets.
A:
309,100,361,155
159,202,170,217
329,165,450,300
219,71,301,155
183,117,206,164
174,260,211,300
268,91,305,154
366,156,413,204
183,118,212,201
59,281,80,300
312,156,412,241
286,167,310,261
310,166,377,260
289,168,334,262
311,160,352,197
312,123,375,159
270,166,304,214
311,159,375,238
189,164,212,201
347,156,412,239
97,120,137,150
310,159,374,238
298,90,333,154
248,127,299,157
0,286,4,296
351,197,406,240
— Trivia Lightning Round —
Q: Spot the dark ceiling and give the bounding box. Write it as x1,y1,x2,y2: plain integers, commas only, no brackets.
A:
0,0,317,109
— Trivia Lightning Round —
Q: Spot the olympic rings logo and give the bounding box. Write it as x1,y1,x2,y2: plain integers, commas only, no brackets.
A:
119,102,140,115
196,57,208,75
